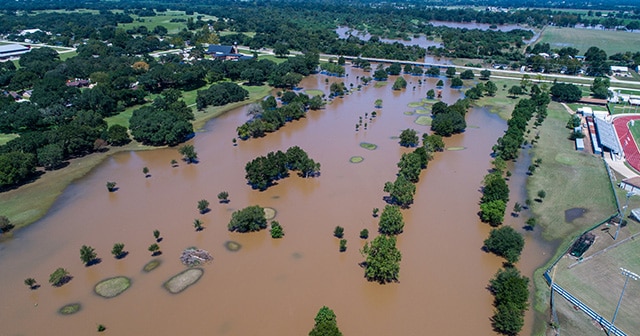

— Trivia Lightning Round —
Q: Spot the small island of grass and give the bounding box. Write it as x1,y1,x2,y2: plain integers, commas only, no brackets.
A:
263,207,277,220
414,116,432,126
447,146,467,151
163,268,204,294
407,101,423,108
224,241,242,252
403,111,414,115
94,276,131,298
142,259,161,273
58,303,81,315
349,156,364,163
304,89,324,97
360,142,378,150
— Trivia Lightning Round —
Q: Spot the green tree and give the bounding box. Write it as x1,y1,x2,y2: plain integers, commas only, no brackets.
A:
485,81,498,96
436,79,444,87
153,229,161,242
392,76,407,90
333,226,344,238
142,167,150,177
423,134,445,152
197,199,210,214
339,239,347,252
0,215,15,234
106,181,117,192
372,208,379,217
193,219,204,231
228,205,267,232
480,200,507,226
508,85,524,97
426,89,435,99
0,151,37,188
217,191,229,203
111,243,126,259
24,278,38,289
37,144,64,170
512,202,522,216
480,69,491,80
361,235,402,283
566,115,581,129
309,306,343,336
399,128,419,147
148,243,161,256
360,229,369,239
445,67,456,77
482,172,509,204
80,245,98,266
590,77,610,99
484,226,525,263
49,268,70,286
460,69,475,79
378,205,404,235
270,221,284,238
383,175,416,208
450,77,463,87
550,83,582,102
489,267,529,335
179,145,198,163
537,190,546,200
374,99,383,108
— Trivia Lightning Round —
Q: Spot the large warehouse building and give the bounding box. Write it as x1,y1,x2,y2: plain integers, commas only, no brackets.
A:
0,44,31,60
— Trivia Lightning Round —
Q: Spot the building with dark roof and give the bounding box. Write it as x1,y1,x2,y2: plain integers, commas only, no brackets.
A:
205,44,252,61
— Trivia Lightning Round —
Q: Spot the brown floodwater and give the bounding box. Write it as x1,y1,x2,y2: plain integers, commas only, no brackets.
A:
0,67,555,335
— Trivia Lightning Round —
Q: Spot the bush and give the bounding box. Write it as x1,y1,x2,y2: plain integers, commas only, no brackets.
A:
270,221,284,238
360,229,369,239
228,205,267,232
333,226,344,238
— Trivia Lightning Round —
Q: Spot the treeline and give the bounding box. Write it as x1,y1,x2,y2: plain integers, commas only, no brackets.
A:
428,28,533,62
477,87,551,335
244,146,320,190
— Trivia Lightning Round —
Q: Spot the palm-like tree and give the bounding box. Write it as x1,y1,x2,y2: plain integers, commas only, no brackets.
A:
193,219,204,231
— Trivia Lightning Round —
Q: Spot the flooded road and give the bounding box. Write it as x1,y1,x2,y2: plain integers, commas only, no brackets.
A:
0,66,552,335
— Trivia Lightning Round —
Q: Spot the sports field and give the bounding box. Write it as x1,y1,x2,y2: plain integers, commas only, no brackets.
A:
118,10,217,34
536,26,640,55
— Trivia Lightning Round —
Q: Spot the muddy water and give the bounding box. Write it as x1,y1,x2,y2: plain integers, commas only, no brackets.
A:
1,67,552,335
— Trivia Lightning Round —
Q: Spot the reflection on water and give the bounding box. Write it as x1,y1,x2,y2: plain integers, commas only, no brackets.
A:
0,66,552,335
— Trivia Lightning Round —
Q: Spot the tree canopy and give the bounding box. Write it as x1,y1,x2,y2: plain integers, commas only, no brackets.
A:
228,205,267,232
362,235,402,283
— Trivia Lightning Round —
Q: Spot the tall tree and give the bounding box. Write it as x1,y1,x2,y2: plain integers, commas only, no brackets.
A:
378,205,404,235
361,235,402,283
309,306,343,336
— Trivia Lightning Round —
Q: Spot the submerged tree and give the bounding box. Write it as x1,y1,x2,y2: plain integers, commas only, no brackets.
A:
80,245,98,266
148,243,161,256
111,243,126,259
24,278,38,290
333,226,344,238
179,145,198,163
228,205,267,232
217,191,230,203
49,268,71,287
361,235,401,283
197,199,210,214
106,181,117,192
484,226,525,264
193,219,204,231
309,306,343,336
153,229,161,242
270,221,284,238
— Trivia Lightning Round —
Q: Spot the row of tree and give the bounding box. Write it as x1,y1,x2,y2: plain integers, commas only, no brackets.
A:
244,146,320,190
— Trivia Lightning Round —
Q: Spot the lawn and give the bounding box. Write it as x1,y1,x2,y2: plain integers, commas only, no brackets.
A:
536,26,640,55
527,102,617,241
0,133,19,146
629,119,640,147
118,11,217,34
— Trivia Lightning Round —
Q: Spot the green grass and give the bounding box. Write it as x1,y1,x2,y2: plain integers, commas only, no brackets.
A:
349,156,364,163
414,116,432,126
628,120,640,147
58,51,77,61
359,142,378,150
374,81,388,88
94,276,131,298
473,78,522,120
536,26,640,55
255,54,288,64
118,11,216,34
58,303,81,315
163,268,204,294
143,259,161,272
527,102,617,241
0,133,19,146
304,89,324,97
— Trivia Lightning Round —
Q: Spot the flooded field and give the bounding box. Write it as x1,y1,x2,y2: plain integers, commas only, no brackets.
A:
0,66,554,335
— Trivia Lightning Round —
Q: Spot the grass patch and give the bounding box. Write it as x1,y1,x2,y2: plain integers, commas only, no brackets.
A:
263,207,276,220
118,11,211,34
304,89,324,97
374,81,388,88
403,111,414,115
407,101,424,108
415,108,429,115
349,156,364,163
142,259,161,273
628,119,640,147
473,78,522,120
536,26,640,55
58,303,81,315
94,276,131,298
414,116,432,126
224,241,242,252
359,142,378,150
0,133,19,146
446,146,466,151
256,54,288,64
163,268,204,294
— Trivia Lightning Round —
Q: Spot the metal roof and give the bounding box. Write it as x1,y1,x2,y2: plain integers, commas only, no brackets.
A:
0,44,30,54
594,117,622,154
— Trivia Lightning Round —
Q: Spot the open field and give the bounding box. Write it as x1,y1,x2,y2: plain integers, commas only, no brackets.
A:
536,27,640,55
527,102,617,240
473,78,523,120
118,11,217,34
